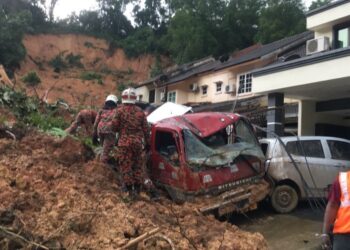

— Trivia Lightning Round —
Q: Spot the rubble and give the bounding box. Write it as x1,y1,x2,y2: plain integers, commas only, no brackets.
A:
0,131,267,249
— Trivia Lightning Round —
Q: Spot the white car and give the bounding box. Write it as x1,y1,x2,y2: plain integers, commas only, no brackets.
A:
260,136,350,213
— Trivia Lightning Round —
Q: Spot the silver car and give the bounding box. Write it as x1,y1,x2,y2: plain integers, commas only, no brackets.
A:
260,136,350,213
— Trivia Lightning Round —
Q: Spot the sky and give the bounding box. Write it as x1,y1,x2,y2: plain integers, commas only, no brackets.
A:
54,0,316,19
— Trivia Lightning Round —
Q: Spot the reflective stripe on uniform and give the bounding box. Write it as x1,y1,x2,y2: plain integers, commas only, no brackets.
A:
340,172,350,207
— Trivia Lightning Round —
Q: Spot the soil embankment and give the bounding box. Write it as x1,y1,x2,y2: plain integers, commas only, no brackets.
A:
0,131,267,249
16,34,166,106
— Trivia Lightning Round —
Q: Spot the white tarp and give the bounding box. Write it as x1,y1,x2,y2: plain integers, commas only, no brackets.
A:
147,102,192,124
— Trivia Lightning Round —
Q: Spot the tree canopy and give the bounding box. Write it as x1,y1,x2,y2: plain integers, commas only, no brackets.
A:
0,0,313,69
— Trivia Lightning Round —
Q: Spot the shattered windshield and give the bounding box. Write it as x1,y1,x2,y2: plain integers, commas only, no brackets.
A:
184,119,265,167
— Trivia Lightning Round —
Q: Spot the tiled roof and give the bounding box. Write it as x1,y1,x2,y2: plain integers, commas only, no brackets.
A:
138,31,313,88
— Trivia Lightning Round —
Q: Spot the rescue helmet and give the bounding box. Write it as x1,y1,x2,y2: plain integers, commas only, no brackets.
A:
105,94,118,104
121,88,137,104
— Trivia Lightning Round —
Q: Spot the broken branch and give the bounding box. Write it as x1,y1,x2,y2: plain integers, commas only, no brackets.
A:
120,227,160,249
0,226,49,250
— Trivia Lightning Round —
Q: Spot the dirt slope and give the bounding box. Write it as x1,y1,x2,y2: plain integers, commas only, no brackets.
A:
16,34,166,106
0,131,267,250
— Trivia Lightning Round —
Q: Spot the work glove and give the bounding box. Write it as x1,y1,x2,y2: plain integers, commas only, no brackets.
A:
92,134,99,146
321,234,331,250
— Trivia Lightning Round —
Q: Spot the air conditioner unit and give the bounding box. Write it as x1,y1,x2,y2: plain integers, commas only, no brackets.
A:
189,83,199,92
306,37,330,55
225,84,234,93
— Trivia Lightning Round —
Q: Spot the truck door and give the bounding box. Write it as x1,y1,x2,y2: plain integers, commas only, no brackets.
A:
151,129,182,188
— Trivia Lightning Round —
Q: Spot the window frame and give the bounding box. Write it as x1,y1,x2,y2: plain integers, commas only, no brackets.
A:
327,140,350,161
149,89,155,103
285,140,325,159
215,81,223,93
237,72,252,94
167,91,177,103
201,85,208,95
333,21,350,49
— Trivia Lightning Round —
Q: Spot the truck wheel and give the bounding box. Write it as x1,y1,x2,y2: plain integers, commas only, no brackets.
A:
271,185,298,213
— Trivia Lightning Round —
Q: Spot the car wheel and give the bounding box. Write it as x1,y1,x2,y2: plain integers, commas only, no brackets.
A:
271,185,299,213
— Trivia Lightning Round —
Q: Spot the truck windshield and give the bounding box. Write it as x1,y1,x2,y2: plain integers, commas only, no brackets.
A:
184,119,264,167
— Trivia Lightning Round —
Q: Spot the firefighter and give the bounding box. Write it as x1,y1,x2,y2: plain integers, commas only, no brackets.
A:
93,94,118,163
65,109,97,136
321,171,350,250
112,88,150,198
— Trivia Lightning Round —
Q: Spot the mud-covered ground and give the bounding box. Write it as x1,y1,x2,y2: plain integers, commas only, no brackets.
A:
231,202,324,250
0,131,268,250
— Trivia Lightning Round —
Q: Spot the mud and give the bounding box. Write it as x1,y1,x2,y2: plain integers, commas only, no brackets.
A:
232,202,324,250
0,131,267,249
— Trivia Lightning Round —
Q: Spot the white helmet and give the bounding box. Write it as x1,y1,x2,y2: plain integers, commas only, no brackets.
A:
121,88,137,104
105,94,118,104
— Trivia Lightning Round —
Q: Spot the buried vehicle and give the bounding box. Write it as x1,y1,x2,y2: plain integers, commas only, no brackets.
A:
148,112,270,216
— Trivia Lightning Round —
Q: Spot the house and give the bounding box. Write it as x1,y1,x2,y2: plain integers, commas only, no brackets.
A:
136,32,312,130
252,0,350,139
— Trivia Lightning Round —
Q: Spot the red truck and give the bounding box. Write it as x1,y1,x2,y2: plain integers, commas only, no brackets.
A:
147,111,270,216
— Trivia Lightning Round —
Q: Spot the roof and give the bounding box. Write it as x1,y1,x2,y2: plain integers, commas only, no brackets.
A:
156,112,240,137
139,31,313,88
306,0,350,17
253,46,350,77
214,31,313,71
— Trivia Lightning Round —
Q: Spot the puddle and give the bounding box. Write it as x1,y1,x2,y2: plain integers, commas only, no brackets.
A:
228,201,324,250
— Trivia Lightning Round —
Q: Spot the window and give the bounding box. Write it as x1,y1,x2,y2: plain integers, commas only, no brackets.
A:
202,85,208,95
168,91,176,103
215,81,222,92
285,140,325,158
327,140,350,161
260,143,269,157
149,89,155,103
155,131,179,166
335,22,350,49
238,73,252,94
138,95,143,101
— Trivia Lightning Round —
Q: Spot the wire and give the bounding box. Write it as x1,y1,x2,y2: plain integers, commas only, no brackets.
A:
253,124,325,212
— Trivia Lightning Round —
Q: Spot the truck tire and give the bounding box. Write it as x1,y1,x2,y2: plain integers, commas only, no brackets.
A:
271,185,299,213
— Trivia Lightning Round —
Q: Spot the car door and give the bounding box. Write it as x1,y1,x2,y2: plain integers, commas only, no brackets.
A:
325,139,350,182
285,139,328,198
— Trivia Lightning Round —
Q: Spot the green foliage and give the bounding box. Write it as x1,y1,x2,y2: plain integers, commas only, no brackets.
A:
0,86,68,133
122,27,160,57
256,0,306,44
80,71,104,84
27,112,68,130
84,41,95,48
308,0,332,11
22,71,41,87
150,56,163,77
0,10,30,71
0,87,37,118
49,53,67,72
66,53,83,68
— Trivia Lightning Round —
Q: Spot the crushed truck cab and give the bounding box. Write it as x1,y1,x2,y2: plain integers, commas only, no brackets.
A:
148,112,270,216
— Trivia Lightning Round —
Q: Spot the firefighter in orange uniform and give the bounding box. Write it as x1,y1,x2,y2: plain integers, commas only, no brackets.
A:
93,95,118,163
322,171,350,250
112,88,150,198
65,109,97,136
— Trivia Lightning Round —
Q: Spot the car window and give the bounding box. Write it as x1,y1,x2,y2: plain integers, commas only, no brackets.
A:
155,131,180,166
260,143,269,157
327,140,350,161
285,140,325,158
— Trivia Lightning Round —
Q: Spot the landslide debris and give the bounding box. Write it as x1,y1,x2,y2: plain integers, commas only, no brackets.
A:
0,131,267,250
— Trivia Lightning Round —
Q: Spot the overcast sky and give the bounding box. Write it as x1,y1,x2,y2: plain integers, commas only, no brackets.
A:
55,0,316,19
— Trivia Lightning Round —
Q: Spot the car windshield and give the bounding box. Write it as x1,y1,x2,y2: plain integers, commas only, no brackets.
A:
184,119,265,167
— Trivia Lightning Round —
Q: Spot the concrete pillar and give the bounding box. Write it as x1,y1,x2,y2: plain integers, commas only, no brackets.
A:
267,93,284,137
298,100,316,136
